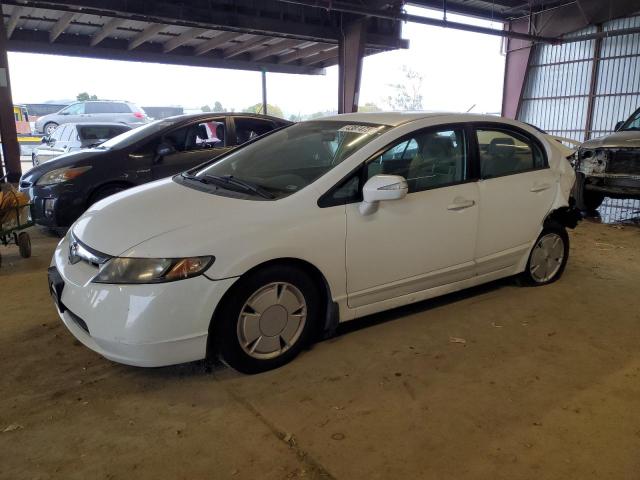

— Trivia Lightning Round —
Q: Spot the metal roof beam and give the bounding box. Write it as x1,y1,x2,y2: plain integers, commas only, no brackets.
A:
49,12,75,43
6,6,24,38
222,35,269,58
278,42,332,64
90,17,125,46
193,31,238,56
128,23,165,50
251,38,301,61
7,29,325,74
302,46,338,66
163,27,207,53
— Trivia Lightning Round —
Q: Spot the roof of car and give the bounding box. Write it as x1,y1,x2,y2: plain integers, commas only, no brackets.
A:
60,122,133,128
320,111,506,127
162,112,292,124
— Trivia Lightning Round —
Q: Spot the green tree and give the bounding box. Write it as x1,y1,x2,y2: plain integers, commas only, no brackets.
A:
358,102,382,113
212,101,224,112
201,105,212,112
77,92,98,101
385,66,423,111
243,103,284,118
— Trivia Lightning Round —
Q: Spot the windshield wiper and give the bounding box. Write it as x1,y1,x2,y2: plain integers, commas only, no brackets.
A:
183,173,274,199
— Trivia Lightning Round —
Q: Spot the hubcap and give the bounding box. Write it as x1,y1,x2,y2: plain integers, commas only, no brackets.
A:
237,282,307,360
529,233,565,283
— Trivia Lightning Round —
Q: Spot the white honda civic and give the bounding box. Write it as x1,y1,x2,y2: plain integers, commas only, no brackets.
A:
49,113,580,373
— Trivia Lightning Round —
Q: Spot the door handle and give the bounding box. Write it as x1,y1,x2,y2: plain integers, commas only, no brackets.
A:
447,199,476,211
530,183,551,192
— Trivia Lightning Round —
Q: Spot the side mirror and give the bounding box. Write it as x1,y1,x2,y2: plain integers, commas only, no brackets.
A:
155,142,175,161
41,136,49,144
615,121,625,131
60,111,69,115
359,174,408,215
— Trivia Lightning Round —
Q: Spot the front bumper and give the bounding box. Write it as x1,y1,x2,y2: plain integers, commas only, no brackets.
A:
50,235,237,367
19,184,87,228
583,173,640,198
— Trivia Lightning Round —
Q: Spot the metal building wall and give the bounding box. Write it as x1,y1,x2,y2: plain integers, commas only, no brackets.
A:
518,15,640,142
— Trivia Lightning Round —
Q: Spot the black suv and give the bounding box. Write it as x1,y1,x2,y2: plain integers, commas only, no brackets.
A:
20,113,291,228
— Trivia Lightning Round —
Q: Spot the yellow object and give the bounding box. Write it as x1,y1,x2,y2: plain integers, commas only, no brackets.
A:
0,185,30,230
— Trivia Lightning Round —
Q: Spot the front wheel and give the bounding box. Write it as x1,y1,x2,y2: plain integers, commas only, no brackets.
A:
213,265,321,374
17,232,31,258
574,173,604,211
520,225,569,286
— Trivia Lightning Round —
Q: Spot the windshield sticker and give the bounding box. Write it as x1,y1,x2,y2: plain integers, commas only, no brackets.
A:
338,125,381,134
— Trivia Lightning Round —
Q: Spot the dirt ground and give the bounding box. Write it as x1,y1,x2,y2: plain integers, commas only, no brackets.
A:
1,221,639,480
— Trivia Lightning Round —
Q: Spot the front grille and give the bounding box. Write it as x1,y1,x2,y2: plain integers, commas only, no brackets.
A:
607,149,640,175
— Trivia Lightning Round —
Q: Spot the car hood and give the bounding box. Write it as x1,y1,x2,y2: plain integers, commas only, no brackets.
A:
72,178,282,257
580,130,640,149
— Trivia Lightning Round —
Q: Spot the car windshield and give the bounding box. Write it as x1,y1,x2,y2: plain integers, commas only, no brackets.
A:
97,119,174,149
620,109,640,131
188,121,388,199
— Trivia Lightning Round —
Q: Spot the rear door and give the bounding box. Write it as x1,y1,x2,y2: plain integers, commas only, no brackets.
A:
151,117,232,179
473,124,556,275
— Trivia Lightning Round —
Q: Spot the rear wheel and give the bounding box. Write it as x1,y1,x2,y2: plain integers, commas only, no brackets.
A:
17,232,31,258
520,224,569,286
213,265,320,374
574,173,604,211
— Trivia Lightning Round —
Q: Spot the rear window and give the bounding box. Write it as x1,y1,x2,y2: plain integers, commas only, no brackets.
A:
86,102,132,114
79,125,130,141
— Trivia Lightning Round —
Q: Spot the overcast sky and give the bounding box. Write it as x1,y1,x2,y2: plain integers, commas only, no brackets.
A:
7,6,505,118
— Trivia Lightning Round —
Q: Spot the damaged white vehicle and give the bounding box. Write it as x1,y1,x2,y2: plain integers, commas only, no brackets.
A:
49,113,580,373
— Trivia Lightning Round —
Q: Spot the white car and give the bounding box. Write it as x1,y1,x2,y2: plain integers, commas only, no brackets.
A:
48,113,580,373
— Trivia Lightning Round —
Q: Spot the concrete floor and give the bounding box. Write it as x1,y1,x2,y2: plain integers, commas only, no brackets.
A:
0,222,639,480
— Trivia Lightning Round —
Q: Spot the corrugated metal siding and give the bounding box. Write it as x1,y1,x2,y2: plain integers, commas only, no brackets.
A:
518,16,640,142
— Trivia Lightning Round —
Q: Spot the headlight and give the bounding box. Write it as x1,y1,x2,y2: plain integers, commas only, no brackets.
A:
92,256,214,284
36,166,92,185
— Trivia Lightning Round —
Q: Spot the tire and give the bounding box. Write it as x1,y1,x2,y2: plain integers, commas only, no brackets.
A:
43,122,58,136
574,173,604,211
32,153,39,167
213,265,321,374
89,184,128,206
520,224,569,286
17,232,31,258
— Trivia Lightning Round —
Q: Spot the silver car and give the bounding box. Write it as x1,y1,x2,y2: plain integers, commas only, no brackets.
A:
574,107,640,210
32,122,131,166
35,100,149,135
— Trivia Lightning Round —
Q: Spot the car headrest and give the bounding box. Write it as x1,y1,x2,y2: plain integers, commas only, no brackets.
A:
422,135,454,157
488,137,515,157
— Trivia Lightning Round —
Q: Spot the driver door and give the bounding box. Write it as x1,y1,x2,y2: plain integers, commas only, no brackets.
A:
345,126,479,308
151,117,232,179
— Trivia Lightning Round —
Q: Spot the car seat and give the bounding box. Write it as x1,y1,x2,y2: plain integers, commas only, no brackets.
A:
482,137,515,178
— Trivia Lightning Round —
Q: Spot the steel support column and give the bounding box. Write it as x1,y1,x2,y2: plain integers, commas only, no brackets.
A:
261,69,268,115
584,25,603,141
501,18,533,119
338,18,366,114
0,3,21,182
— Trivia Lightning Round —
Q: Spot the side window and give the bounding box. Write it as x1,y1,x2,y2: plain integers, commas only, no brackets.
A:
110,103,131,114
62,103,85,115
184,120,225,151
235,118,275,144
365,128,467,193
62,126,75,142
85,103,99,114
51,125,66,141
477,128,546,179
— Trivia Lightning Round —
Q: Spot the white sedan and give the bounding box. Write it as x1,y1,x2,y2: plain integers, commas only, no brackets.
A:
49,113,580,373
